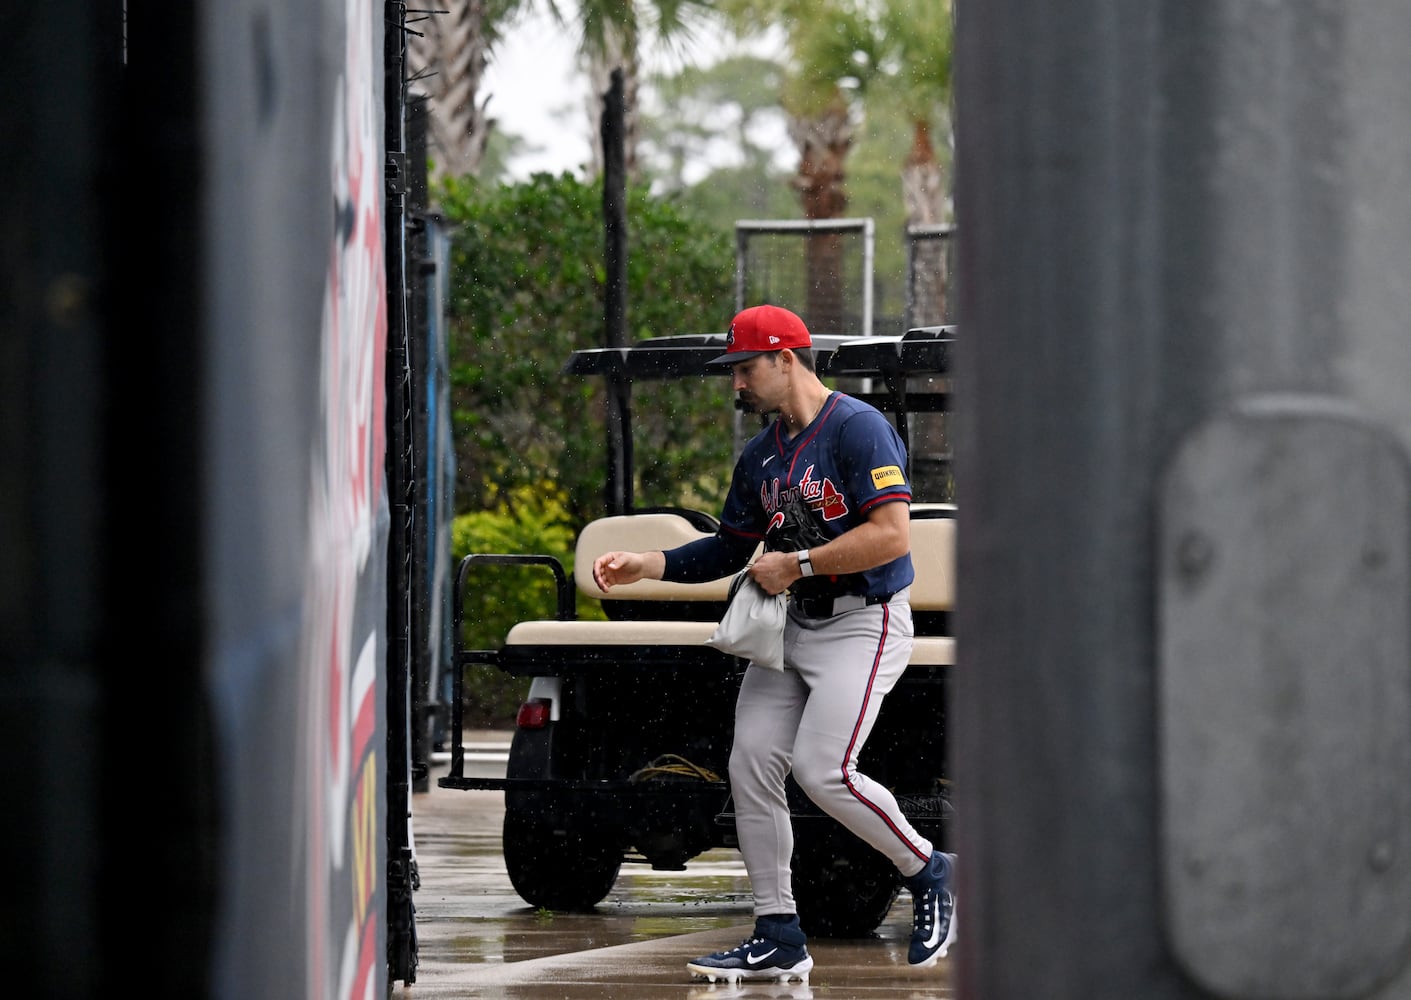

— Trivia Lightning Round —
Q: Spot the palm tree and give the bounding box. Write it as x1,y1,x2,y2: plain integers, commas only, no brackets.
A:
715,0,843,220
877,0,953,226
408,0,717,187
406,0,525,184
565,0,717,182
712,0,873,327
716,0,952,325
868,0,954,325
785,0,953,225
639,53,792,204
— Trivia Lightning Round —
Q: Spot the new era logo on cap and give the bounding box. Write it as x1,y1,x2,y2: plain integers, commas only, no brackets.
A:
708,304,812,366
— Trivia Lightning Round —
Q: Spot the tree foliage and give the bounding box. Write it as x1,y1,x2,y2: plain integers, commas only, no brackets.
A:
647,62,924,331
709,0,953,227
436,171,739,526
449,481,591,725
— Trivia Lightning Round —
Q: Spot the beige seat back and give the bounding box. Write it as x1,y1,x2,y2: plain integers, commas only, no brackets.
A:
907,509,956,665
574,508,955,609
573,513,738,602
509,507,956,664
908,512,956,613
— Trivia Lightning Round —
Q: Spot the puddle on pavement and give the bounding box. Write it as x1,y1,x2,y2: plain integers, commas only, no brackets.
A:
402,782,958,998
426,827,755,965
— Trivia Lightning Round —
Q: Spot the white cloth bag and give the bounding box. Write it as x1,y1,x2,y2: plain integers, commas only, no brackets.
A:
705,569,787,671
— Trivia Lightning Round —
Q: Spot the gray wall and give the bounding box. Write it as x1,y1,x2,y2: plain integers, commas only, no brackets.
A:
203,0,390,996
955,3,1411,998
0,1,391,997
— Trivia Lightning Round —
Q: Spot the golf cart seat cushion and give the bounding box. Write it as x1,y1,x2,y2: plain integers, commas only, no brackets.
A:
505,618,720,646
503,617,953,663
910,636,956,666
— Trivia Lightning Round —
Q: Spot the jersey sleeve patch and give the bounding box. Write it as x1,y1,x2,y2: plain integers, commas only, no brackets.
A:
870,464,906,489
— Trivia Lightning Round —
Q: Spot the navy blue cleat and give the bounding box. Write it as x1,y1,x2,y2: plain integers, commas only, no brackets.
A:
906,851,957,966
687,914,814,984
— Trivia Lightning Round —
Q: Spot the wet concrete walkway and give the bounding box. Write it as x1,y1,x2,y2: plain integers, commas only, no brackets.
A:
394,735,956,999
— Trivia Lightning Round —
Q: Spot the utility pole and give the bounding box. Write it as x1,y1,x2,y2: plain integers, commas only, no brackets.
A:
602,67,631,516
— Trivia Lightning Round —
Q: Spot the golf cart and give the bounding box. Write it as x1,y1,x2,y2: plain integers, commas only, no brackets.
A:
439,326,956,937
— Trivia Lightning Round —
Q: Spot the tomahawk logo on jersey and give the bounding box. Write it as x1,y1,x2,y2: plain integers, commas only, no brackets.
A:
758,466,850,523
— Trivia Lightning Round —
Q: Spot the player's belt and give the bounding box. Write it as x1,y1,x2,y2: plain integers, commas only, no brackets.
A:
791,591,897,619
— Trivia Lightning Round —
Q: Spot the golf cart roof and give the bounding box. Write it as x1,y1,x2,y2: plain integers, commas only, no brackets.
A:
562,325,955,380
823,326,955,379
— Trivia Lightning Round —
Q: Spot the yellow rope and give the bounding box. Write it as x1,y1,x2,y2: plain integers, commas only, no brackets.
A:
628,753,721,784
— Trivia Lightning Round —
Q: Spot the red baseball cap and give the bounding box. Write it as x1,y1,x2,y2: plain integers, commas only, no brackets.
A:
707,304,813,366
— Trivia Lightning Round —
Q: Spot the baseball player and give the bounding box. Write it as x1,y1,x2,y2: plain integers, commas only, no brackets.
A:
591,304,956,984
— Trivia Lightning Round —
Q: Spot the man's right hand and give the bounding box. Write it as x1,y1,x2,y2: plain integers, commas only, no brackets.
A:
591,550,656,593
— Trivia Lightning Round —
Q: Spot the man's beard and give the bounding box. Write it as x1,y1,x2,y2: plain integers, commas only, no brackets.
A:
737,393,776,415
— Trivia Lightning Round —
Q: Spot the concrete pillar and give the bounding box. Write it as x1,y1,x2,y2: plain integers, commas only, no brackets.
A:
954,3,1411,997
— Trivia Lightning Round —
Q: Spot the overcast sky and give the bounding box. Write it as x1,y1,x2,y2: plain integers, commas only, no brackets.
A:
481,7,787,183
481,7,586,180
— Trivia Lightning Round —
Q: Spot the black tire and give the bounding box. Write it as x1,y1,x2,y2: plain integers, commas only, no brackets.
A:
502,807,621,911
792,821,901,938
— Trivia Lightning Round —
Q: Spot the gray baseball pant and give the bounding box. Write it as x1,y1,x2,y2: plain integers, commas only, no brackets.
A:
728,589,933,917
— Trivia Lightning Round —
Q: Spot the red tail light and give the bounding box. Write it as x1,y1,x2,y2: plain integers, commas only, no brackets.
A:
516,698,552,729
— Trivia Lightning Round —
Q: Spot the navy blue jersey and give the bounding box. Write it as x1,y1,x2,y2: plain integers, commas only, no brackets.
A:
720,391,913,597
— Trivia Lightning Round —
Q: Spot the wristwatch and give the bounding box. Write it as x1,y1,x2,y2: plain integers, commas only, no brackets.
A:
797,549,815,577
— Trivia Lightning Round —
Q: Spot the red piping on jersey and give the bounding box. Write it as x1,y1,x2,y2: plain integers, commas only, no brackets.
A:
860,491,911,515
838,602,931,864
778,392,843,484
722,524,767,543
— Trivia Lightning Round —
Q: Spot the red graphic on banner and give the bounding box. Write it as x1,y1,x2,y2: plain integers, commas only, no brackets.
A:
300,0,387,996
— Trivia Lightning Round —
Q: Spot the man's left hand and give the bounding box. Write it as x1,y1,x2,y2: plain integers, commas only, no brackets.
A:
749,550,806,595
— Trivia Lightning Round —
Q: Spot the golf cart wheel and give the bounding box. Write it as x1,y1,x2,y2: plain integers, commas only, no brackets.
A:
792,822,901,938
502,807,621,911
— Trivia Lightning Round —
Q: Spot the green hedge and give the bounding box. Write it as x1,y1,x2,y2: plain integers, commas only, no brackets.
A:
447,481,608,726
436,173,745,726
436,172,738,526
